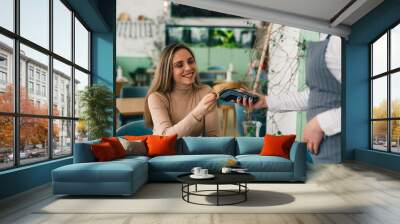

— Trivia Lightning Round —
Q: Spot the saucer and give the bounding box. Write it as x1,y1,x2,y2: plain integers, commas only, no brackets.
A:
190,174,215,179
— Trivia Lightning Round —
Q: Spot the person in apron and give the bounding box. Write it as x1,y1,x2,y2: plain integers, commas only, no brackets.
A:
238,35,342,163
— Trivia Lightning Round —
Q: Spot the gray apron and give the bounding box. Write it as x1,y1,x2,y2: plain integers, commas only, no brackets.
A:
305,35,341,163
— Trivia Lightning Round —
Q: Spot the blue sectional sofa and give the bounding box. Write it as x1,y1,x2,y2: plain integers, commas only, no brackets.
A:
52,137,307,196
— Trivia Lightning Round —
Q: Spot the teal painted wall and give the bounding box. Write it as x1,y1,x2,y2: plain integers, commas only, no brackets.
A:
92,0,116,136
116,57,152,78
92,31,115,136
0,0,116,200
116,47,252,83
191,47,209,73
355,149,400,172
346,0,400,171
66,0,110,32
0,158,72,199
92,33,115,87
192,47,251,80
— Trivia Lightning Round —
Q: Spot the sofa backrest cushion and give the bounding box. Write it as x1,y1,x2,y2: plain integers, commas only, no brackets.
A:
116,120,153,136
236,137,264,155
180,137,235,155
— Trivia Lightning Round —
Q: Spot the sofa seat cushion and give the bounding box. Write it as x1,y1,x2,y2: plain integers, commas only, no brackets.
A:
236,155,293,172
149,154,235,172
117,155,150,163
53,159,147,183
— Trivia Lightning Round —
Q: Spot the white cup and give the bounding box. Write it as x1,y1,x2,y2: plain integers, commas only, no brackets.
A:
191,167,202,176
200,169,208,176
221,167,232,174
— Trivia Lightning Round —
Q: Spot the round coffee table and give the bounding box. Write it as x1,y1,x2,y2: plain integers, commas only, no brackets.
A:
177,173,255,206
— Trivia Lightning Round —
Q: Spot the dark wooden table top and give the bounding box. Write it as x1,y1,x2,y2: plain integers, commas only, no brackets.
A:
177,172,255,185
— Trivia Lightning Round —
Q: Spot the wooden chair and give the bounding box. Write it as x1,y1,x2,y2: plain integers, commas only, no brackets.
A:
118,86,149,126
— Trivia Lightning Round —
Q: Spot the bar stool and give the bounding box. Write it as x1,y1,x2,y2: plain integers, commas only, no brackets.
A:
212,81,246,136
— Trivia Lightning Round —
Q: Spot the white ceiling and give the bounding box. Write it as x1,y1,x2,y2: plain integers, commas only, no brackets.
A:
170,0,384,37
226,0,352,22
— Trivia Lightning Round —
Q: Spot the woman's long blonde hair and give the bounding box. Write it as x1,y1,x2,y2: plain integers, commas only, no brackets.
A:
144,43,202,128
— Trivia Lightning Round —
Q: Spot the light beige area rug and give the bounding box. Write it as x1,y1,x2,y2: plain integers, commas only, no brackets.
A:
38,183,362,214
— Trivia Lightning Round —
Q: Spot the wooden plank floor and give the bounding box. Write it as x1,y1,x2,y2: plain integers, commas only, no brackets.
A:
1,161,400,224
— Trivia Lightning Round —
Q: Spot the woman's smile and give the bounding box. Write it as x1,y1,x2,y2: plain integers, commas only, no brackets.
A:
183,72,194,79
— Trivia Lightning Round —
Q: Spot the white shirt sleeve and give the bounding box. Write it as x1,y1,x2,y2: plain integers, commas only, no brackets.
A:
316,107,341,136
325,35,341,83
267,89,309,112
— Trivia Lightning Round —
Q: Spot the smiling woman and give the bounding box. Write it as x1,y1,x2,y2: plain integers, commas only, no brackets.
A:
144,43,219,137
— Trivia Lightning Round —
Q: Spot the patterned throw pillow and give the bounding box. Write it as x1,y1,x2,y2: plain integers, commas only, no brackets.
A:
118,137,147,156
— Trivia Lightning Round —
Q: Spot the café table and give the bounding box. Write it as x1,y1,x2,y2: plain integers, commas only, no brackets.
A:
116,97,145,116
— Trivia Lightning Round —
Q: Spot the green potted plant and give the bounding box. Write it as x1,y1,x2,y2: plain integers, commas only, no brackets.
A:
79,84,113,140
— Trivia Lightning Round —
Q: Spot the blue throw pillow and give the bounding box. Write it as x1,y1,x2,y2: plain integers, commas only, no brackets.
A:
236,137,264,155
181,137,235,155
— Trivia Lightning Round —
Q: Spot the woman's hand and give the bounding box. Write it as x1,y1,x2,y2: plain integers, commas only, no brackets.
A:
236,88,267,109
192,93,217,119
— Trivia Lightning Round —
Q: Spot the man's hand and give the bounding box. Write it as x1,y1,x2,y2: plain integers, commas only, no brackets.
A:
302,117,324,155
235,88,267,109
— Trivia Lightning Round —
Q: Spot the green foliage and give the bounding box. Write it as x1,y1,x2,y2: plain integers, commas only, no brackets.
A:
297,39,307,57
373,99,400,140
211,29,237,48
79,84,113,140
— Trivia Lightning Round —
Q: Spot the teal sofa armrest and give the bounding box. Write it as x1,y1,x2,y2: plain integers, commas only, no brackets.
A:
73,140,100,163
289,141,307,181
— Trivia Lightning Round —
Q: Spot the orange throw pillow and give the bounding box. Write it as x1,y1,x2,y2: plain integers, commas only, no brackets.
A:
146,135,177,157
124,135,149,141
260,134,296,159
101,137,126,158
91,142,118,161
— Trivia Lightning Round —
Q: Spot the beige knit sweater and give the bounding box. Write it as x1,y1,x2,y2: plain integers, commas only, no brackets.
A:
147,84,219,138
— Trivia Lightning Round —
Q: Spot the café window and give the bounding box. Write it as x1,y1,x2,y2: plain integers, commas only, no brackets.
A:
370,23,400,154
0,0,92,170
